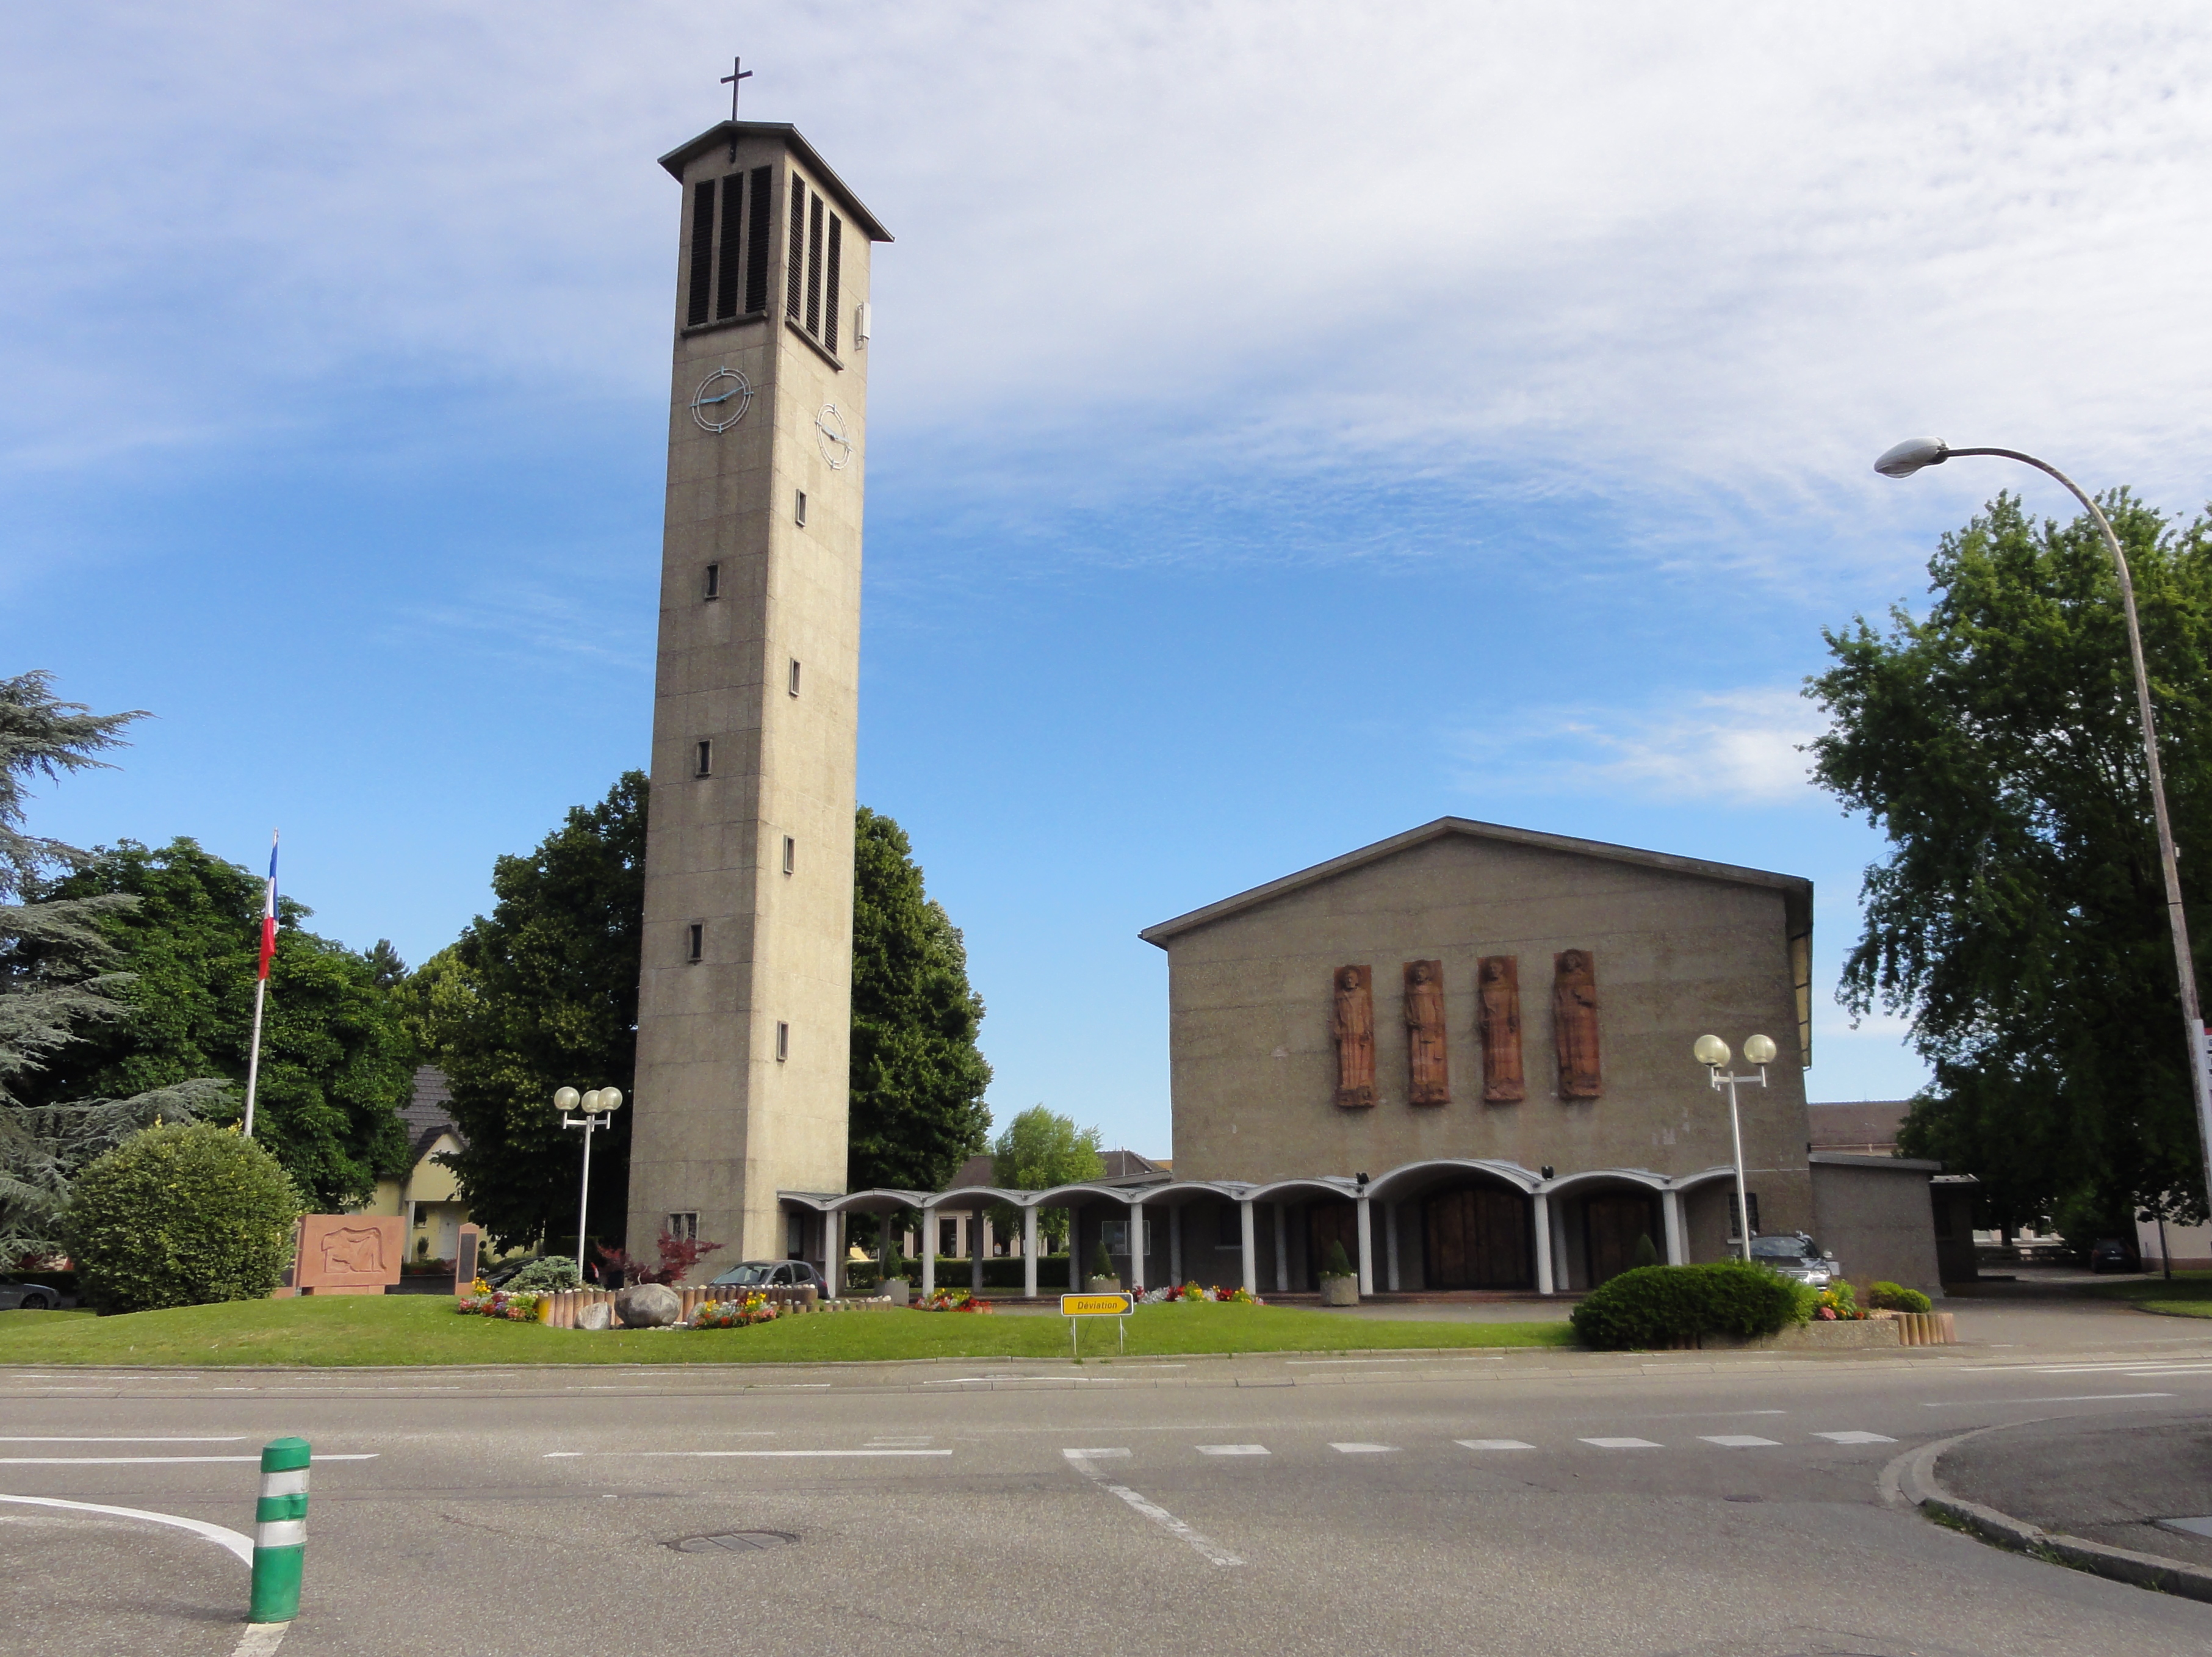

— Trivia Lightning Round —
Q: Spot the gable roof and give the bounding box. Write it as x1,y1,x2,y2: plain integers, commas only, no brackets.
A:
402,1066,465,1168
658,123,894,243
1139,816,1812,947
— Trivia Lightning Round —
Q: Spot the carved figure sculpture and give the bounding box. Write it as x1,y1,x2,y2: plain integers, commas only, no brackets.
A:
1477,955,1525,1103
1330,965,1376,1109
1403,959,1450,1106
1554,949,1602,1099
320,1226,387,1277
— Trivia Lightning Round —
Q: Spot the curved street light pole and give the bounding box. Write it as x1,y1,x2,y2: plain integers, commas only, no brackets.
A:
1875,439,2212,1220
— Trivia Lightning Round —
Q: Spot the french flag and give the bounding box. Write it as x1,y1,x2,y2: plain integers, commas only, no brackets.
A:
257,833,279,980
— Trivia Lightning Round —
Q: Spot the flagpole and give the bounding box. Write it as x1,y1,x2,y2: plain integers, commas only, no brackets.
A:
243,829,278,1138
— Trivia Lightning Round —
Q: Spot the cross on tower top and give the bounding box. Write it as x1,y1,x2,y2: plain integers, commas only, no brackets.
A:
721,56,754,157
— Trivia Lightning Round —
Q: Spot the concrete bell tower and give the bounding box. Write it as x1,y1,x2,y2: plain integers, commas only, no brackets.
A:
625,118,892,1269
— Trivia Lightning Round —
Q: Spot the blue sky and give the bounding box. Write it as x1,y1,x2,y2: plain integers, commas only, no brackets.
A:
9,5,2212,1159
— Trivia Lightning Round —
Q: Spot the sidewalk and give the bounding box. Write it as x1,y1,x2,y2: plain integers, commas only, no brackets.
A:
1936,1413,2212,1575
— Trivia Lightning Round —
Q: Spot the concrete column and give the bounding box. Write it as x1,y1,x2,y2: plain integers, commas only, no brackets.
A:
1023,1206,1039,1299
1072,1202,1086,1287
1385,1200,1401,1292
1532,1191,1554,1295
1355,1196,1375,1296
827,1209,843,1298
971,1209,984,1294
1272,1204,1289,1294
921,1205,936,1297
1169,1205,1183,1285
1551,1199,1572,1293
1662,1188,1686,1265
1239,1199,1256,1293
1128,1200,1146,1289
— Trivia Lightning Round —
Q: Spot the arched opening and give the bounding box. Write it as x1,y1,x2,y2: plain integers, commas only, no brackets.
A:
1421,1181,1533,1290
1547,1175,1666,1290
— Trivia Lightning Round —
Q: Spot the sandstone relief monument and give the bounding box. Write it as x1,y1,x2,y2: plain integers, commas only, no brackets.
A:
1330,964,1375,1109
1477,954,1525,1103
1403,959,1450,1106
1553,948,1602,1099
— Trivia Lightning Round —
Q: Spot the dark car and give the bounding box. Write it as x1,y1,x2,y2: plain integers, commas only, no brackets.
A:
1746,1232,1839,1289
707,1260,827,1293
0,1277,62,1311
2089,1236,2136,1274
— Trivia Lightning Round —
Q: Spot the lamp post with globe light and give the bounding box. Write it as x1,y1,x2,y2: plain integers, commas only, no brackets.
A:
554,1086,624,1279
1695,1033,1776,1260
1873,439,2212,1226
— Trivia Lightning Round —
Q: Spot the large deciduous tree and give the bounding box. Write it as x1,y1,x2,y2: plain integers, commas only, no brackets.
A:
409,773,645,1251
1807,491,2212,1238
29,838,410,1211
991,1105,1104,1249
849,807,992,1194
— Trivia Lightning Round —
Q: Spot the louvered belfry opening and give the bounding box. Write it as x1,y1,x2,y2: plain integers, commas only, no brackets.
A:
823,215,843,353
785,181,806,316
804,192,824,337
685,168,775,328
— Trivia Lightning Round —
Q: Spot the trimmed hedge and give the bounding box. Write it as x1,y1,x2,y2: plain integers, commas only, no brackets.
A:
1866,1279,1932,1314
1570,1260,1811,1350
61,1122,304,1315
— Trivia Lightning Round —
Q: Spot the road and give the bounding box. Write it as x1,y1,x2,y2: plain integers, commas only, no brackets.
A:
5,1307,2212,1656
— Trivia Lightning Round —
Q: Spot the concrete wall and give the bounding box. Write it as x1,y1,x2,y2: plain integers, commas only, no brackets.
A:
629,128,877,1269
1808,1158,1942,1297
1153,827,1817,1238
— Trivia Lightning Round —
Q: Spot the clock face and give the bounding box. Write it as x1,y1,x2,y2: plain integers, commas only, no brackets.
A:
815,402,852,469
690,366,751,434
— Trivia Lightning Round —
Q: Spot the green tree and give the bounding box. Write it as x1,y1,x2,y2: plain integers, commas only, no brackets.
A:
849,807,993,1193
29,839,411,1210
991,1104,1104,1249
1807,491,2212,1236
409,773,645,1251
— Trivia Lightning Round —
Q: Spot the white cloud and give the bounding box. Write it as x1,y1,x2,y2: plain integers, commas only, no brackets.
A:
1452,685,1827,806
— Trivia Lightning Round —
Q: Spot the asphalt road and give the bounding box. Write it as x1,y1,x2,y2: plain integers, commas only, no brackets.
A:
6,1309,2212,1656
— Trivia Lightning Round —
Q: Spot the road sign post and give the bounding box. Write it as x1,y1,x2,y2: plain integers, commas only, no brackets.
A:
1059,1291,1134,1357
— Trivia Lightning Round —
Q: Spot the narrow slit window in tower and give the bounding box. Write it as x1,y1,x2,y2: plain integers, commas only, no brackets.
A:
782,836,795,875
694,739,712,777
805,192,824,337
668,1211,699,1242
702,563,720,600
743,164,773,314
794,489,807,527
824,215,843,353
776,1021,790,1063
686,922,703,962
787,659,801,697
713,170,746,320
686,179,716,328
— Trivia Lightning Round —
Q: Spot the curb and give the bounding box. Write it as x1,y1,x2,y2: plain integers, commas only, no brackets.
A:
1890,1421,2212,1605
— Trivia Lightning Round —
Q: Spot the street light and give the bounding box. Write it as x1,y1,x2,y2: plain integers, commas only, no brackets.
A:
1696,1034,1776,1260
1875,438,2212,1217
555,1085,624,1279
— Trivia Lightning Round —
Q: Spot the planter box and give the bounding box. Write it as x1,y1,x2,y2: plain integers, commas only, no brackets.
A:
880,1277,911,1306
1319,1275,1359,1307
1086,1276,1122,1294
1704,1319,1901,1351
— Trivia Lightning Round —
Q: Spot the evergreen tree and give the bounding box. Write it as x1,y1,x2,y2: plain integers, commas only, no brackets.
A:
1808,491,2212,1238
409,773,645,1250
29,839,409,1210
849,807,993,1193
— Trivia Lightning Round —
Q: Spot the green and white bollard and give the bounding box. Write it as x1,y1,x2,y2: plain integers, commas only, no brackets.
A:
248,1436,310,1624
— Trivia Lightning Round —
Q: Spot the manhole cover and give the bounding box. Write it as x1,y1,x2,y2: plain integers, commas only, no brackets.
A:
671,1530,799,1554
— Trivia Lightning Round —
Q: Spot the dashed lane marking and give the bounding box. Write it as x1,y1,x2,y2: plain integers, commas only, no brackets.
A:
1579,1438,1663,1449
1923,1393,2174,1406
1063,1449,1242,1568
1455,1439,1537,1451
541,1449,951,1459
1698,1435,1781,1448
1329,1442,1399,1454
1814,1431,1896,1444
1197,1445,1269,1456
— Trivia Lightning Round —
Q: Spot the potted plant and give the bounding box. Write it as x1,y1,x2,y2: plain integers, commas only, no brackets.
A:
1319,1240,1358,1306
1085,1241,1120,1294
877,1241,910,1305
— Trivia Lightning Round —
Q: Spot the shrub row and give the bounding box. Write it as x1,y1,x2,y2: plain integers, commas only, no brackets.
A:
1570,1260,1811,1350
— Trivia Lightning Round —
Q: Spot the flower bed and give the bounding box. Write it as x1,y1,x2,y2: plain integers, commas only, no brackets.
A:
918,1288,995,1312
691,1291,778,1329
1139,1282,1261,1304
455,1280,544,1322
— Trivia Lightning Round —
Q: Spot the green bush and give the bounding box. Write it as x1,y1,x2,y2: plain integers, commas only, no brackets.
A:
1866,1280,1932,1313
1630,1232,1660,1269
1570,1260,1810,1350
1089,1243,1114,1280
61,1123,303,1315
505,1256,581,1292
1322,1240,1354,1277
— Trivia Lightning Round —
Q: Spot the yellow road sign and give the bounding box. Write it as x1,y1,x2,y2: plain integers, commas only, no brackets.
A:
1060,1293,1134,1316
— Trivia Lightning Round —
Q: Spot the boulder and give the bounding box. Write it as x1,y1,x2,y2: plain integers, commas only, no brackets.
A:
614,1282,682,1328
575,1301,612,1331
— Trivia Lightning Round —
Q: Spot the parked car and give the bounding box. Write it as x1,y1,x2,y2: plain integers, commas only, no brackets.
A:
707,1260,827,1293
0,1277,62,1311
1746,1232,1839,1288
2089,1236,2137,1274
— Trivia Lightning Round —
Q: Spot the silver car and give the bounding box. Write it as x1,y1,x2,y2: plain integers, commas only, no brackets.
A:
0,1277,62,1311
1747,1232,1839,1288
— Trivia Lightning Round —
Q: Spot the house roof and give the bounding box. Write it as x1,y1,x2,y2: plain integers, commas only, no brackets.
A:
1807,1100,1913,1153
1139,816,1813,947
657,123,894,242
402,1066,464,1168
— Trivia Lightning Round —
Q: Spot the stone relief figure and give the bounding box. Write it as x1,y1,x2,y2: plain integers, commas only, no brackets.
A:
1477,955,1526,1103
1554,948,1602,1099
1403,959,1450,1106
320,1226,387,1277
1330,964,1376,1109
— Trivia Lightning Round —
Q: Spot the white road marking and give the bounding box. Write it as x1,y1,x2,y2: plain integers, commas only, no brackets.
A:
1698,1435,1781,1448
1063,1449,1242,1567
0,1437,247,1443
1197,1444,1269,1456
541,1449,951,1459
1456,1439,1536,1451
1813,1431,1897,1444
0,1492,254,1566
1287,1359,1415,1365
1329,1442,1398,1454
0,1454,376,1465
232,1623,289,1656
1580,1437,1663,1449
1923,1393,2174,1405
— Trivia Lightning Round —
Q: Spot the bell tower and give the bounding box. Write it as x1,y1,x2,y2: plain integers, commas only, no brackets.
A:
625,117,891,1268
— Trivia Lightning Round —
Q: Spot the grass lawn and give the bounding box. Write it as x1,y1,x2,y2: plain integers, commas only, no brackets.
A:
0,1296,1577,1368
2094,1269,2212,1319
